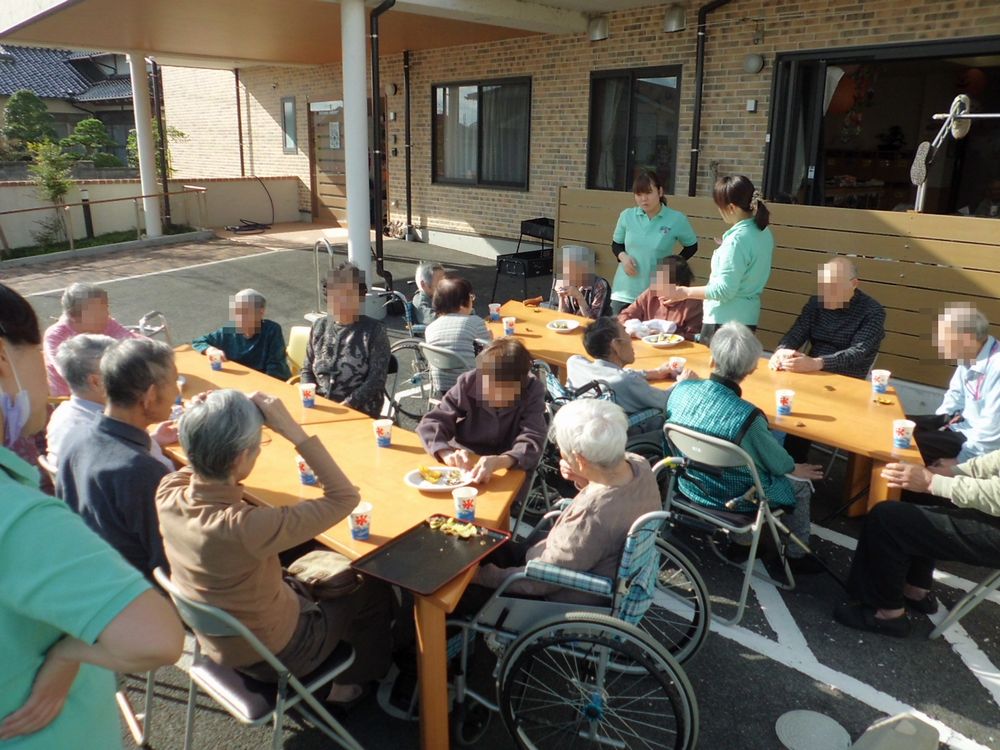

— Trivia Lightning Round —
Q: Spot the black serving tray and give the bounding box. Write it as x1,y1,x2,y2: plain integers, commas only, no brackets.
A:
350,514,510,596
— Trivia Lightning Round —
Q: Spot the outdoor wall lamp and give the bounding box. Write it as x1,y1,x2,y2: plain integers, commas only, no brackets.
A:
587,15,609,42
743,53,765,74
663,4,686,33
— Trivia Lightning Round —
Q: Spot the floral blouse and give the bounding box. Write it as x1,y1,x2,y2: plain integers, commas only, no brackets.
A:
301,315,390,418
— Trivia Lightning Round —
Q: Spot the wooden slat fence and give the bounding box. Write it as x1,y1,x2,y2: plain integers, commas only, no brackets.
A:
556,187,1000,388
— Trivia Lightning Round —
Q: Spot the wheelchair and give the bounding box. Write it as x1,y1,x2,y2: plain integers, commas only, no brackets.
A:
125,310,173,345
446,509,701,749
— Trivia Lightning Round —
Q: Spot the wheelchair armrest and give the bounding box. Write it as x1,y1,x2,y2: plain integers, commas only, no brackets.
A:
627,407,661,428
524,560,613,597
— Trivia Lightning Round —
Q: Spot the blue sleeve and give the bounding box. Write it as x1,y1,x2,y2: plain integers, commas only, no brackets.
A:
0,494,150,645
263,323,291,380
742,416,795,477
612,209,628,244
192,327,223,353
675,213,698,248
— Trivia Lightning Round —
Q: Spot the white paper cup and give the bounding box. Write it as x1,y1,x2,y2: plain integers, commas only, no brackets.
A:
373,419,393,447
349,501,373,540
502,316,516,336
298,382,316,408
776,389,795,416
175,375,186,405
296,454,317,485
871,369,891,394
893,419,916,449
668,356,687,374
208,352,222,371
453,487,478,521
488,303,501,321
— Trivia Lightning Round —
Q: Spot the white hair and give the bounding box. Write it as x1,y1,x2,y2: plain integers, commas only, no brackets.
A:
61,282,108,318
415,262,444,290
941,303,990,341
710,322,763,382
233,288,266,309
55,334,116,395
179,389,264,481
550,399,628,469
561,245,593,264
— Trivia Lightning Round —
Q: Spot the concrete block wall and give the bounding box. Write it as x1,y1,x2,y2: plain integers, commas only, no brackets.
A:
161,0,1000,246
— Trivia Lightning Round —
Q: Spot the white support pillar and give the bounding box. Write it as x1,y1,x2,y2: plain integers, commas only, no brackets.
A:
127,52,162,238
340,0,372,284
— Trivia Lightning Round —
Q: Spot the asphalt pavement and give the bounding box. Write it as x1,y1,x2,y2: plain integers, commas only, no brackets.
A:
4,229,999,750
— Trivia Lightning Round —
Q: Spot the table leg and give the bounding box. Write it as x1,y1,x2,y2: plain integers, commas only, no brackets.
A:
414,596,449,750
867,460,900,513
844,453,872,517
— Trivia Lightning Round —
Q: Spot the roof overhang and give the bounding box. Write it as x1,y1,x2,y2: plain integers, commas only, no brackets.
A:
0,0,591,69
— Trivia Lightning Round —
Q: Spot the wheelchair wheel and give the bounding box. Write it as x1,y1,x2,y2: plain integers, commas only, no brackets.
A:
385,339,433,423
638,537,711,665
498,612,698,750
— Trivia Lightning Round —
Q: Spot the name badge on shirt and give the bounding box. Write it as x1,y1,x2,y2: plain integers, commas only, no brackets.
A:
660,226,673,235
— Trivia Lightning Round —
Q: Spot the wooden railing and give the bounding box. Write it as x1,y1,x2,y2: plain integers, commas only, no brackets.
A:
556,187,1000,388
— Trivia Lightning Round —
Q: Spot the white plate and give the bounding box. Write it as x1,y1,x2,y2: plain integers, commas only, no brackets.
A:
404,466,474,492
642,333,684,348
547,319,580,333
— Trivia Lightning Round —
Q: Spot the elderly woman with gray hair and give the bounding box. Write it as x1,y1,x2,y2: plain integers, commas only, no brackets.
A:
44,282,140,397
664,322,824,573
155,389,393,704
467,398,661,606
548,245,611,319
192,288,291,380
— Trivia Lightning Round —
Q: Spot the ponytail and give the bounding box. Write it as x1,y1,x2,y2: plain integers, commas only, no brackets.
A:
713,175,768,230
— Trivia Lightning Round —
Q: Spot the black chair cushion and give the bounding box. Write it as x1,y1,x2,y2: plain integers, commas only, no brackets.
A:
190,642,354,723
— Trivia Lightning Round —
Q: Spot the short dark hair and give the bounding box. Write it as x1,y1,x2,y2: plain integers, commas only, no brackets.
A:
477,337,532,387
583,316,622,360
101,338,175,407
657,256,694,287
0,282,41,346
323,262,367,296
433,275,473,315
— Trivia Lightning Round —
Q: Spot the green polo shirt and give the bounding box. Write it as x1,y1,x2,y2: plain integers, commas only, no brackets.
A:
0,446,150,750
611,205,698,304
703,218,774,326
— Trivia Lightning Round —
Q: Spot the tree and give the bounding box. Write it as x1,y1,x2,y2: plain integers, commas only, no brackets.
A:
2,90,57,151
27,141,73,248
127,119,186,176
60,118,121,164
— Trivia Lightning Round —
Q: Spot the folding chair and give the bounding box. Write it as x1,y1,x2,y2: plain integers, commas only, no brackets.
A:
286,325,311,376
153,569,363,750
929,569,1000,639
663,423,812,626
116,671,157,747
419,341,475,396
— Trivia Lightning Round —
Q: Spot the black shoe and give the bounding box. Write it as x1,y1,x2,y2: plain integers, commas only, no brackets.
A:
833,601,912,638
904,591,939,615
786,555,825,575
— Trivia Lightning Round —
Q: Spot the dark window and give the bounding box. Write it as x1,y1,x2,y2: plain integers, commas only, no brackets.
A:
764,36,1000,215
432,78,531,189
587,66,682,192
281,97,297,154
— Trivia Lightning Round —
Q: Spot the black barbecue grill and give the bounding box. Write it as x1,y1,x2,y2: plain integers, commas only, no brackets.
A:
490,217,555,302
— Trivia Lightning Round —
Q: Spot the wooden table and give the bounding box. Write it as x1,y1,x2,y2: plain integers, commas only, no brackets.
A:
491,302,922,513
169,347,526,750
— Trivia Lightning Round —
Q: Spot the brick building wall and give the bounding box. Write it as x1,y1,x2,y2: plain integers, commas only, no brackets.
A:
162,0,1000,241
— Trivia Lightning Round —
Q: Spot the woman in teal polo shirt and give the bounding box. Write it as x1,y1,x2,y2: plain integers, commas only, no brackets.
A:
0,282,183,748
667,175,774,344
610,170,698,315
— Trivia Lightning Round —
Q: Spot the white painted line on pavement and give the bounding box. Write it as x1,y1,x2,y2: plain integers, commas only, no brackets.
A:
931,612,1000,709
750,563,812,653
711,620,991,750
24,248,290,298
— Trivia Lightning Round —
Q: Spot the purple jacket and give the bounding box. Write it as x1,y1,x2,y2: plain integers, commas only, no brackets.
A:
417,370,546,470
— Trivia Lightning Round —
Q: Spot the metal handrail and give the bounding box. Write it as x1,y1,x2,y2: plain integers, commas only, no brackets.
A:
0,185,207,217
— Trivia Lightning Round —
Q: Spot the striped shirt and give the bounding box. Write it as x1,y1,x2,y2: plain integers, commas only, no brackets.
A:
424,313,492,393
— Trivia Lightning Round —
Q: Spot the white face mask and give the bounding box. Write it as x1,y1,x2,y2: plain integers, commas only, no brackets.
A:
0,357,31,447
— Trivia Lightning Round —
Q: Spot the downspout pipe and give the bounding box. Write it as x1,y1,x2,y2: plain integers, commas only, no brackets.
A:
150,60,171,227
370,0,395,290
403,48,414,241
688,0,733,197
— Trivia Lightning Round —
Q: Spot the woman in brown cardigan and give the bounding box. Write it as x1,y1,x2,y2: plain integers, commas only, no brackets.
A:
156,389,393,704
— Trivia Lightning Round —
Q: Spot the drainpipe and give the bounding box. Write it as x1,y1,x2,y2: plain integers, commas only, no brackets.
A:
370,0,395,290
234,68,245,177
403,48,414,241
688,0,733,197
150,59,171,228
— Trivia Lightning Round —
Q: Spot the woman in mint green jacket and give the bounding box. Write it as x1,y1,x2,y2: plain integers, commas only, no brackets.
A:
667,175,774,344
